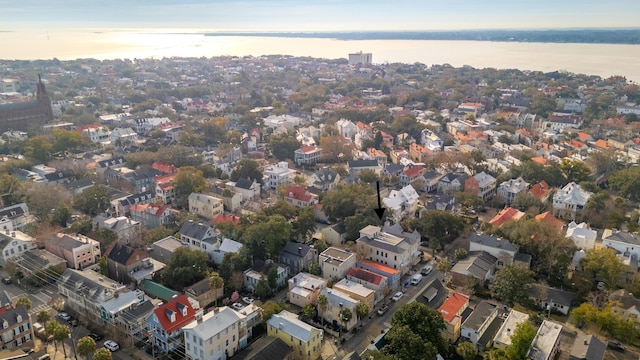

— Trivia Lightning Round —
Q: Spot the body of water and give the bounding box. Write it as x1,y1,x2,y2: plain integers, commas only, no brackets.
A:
1,29,639,82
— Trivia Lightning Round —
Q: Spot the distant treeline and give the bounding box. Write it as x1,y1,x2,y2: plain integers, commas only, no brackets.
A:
204,29,640,45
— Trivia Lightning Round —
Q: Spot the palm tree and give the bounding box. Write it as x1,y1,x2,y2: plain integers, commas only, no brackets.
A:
209,274,224,306
14,297,31,311
36,310,51,330
317,295,328,326
355,302,369,324
54,324,70,358
46,321,60,352
338,308,353,337
92,348,113,360
77,336,96,360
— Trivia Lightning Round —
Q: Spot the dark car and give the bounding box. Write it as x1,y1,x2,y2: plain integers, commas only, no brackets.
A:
2,277,11,285
608,340,625,352
88,333,103,341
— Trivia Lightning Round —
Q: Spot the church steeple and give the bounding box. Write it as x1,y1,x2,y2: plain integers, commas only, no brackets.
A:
35,74,53,122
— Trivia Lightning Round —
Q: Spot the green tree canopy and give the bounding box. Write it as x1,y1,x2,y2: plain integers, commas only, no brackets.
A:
160,247,210,289
528,94,557,118
52,128,84,152
270,132,301,161
382,325,437,360
15,296,31,310
230,159,263,184
391,302,447,354
559,158,591,184
73,185,110,216
92,348,113,360
414,210,465,251
491,265,535,306
321,184,376,220
609,167,640,202
77,336,96,360
24,136,52,163
581,248,626,289
505,321,537,360
242,215,292,261
456,341,478,360
173,166,206,198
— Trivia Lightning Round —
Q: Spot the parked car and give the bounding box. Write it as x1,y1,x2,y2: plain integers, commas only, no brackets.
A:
391,292,403,302
88,333,103,341
232,302,245,311
2,277,11,285
377,304,390,316
608,340,625,352
58,312,71,322
104,340,120,352
421,265,433,276
242,297,254,305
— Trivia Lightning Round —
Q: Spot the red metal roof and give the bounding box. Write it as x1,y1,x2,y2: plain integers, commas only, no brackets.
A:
529,180,551,200
358,260,399,275
284,185,315,203
152,295,198,333
346,267,384,286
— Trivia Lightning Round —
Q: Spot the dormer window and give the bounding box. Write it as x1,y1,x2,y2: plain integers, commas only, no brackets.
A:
2,320,7,329
16,314,21,323
165,309,176,323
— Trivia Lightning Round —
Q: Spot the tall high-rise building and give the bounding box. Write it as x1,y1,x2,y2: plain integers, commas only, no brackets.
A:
348,51,373,65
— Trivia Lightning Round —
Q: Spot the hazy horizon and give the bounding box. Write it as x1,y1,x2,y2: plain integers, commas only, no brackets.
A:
2,0,640,32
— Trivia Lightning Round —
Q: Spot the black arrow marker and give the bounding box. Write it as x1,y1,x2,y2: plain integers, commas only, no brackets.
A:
374,180,386,220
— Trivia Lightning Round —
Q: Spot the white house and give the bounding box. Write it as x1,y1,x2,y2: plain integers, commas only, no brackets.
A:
497,177,529,205
460,301,499,349
602,229,640,261
295,145,321,166
319,247,357,281
335,118,358,139
0,230,36,266
420,129,443,151
188,193,224,220
183,306,247,360
356,225,420,276
527,320,562,360
565,221,597,250
382,185,420,223
493,310,529,349
263,162,297,190
552,182,592,220
318,287,359,331
110,127,138,146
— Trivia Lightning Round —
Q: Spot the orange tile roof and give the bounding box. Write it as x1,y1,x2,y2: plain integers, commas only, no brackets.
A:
489,207,525,227
359,260,399,275
531,156,547,165
529,180,550,200
594,139,613,149
535,211,564,230
438,292,469,324
213,213,240,225
568,139,586,149
577,132,592,141
403,165,425,178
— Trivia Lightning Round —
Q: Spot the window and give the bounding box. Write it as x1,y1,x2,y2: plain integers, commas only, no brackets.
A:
225,339,229,346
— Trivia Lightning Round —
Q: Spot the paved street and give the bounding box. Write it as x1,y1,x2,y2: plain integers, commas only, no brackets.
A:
322,263,443,359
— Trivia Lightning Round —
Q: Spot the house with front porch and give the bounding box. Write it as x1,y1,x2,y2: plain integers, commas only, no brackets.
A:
147,295,202,354
318,287,359,332
355,225,420,276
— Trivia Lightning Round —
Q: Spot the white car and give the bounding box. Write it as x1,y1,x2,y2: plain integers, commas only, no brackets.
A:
103,340,120,352
391,292,403,302
232,302,245,311
242,297,254,305
58,312,71,322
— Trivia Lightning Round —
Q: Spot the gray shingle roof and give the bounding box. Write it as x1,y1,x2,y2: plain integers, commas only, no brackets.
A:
179,221,213,241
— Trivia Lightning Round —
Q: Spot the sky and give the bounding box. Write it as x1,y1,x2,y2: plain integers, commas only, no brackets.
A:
2,0,640,32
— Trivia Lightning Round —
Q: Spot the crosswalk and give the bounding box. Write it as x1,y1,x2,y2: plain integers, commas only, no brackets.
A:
12,288,57,315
